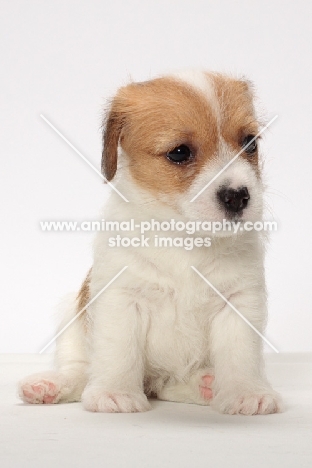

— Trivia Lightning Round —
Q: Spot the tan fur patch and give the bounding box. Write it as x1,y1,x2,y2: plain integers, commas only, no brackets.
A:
102,73,259,192
76,268,91,314
102,77,218,194
210,73,260,168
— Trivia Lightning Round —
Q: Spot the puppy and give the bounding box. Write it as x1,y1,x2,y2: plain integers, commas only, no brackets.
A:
19,70,282,415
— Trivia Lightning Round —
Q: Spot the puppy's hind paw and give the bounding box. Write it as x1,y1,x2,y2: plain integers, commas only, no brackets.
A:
199,374,215,401
18,371,67,404
82,386,151,413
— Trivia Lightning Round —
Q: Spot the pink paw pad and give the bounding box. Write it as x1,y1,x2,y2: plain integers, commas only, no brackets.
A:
22,380,59,404
199,374,215,400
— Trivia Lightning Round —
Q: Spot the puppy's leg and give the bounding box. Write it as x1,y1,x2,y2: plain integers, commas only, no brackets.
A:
157,369,215,405
18,295,88,404
81,290,151,413
209,292,283,415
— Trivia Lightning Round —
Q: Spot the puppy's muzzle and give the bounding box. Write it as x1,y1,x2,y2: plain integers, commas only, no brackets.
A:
217,186,250,214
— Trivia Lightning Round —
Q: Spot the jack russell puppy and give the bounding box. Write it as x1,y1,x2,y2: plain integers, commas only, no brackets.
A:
19,70,282,415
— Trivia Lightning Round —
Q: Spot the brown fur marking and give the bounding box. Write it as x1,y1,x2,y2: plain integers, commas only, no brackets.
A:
77,268,92,314
101,73,260,191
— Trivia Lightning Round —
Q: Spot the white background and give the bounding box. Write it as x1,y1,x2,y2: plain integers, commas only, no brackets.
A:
1,0,311,353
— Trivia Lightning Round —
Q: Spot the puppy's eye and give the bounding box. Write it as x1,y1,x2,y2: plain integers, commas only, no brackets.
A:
242,135,257,155
166,145,192,164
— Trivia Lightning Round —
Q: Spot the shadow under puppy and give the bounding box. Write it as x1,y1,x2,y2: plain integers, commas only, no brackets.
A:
19,70,283,415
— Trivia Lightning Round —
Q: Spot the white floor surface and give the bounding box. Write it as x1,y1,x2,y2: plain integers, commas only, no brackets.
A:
1,354,311,468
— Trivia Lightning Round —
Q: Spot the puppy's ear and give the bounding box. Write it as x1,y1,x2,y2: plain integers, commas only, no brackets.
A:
101,97,126,181
101,82,146,180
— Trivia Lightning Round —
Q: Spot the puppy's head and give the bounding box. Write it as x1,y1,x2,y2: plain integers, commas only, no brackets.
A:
102,70,263,226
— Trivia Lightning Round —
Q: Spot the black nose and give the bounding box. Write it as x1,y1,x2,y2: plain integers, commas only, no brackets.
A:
217,186,250,213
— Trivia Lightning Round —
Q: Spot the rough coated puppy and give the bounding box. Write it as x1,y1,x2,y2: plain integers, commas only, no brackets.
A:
19,70,282,415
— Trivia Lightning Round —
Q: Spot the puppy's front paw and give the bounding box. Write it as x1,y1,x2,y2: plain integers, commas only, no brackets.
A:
212,387,283,415
82,386,151,413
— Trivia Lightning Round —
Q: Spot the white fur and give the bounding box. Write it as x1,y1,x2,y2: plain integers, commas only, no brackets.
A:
19,71,282,415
